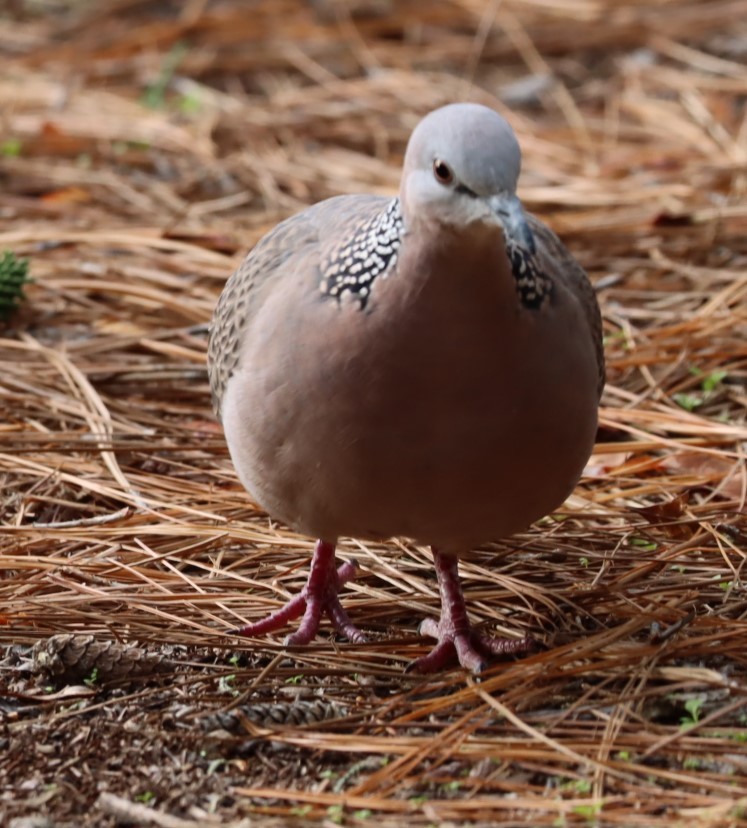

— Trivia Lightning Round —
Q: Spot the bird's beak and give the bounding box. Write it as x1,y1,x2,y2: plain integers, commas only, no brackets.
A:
488,193,535,254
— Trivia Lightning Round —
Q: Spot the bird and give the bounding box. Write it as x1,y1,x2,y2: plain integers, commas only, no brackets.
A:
207,102,604,674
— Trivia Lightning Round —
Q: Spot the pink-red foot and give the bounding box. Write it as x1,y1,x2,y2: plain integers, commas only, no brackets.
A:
407,549,536,674
234,540,367,645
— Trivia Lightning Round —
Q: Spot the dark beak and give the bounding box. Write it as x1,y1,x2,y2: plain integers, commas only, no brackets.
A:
489,193,535,254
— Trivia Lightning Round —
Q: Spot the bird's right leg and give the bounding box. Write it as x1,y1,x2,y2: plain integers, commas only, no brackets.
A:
234,539,367,645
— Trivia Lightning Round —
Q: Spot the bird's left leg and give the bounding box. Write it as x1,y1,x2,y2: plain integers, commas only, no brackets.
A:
408,548,535,674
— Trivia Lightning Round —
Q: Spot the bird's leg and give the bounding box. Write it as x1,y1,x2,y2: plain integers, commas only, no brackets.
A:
234,539,367,645
408,548,535,674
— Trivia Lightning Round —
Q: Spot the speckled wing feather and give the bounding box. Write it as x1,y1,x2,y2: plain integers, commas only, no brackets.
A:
207,212,316,416
208,195,394,417
527,213,605,399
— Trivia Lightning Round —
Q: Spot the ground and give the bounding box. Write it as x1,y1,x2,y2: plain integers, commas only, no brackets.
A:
1,1,746,826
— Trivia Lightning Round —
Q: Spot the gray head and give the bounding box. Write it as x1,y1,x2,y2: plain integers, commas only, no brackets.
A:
400,103,533,250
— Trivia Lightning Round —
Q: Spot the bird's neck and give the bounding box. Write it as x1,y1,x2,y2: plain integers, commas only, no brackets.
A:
396,217,516,307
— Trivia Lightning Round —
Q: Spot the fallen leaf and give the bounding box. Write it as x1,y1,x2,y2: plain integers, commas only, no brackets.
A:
584,451,631,477
39,185,91,205
663,452,746,504
632,493,694,539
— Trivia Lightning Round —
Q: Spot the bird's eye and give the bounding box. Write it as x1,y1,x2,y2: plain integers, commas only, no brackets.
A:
432,159,454,185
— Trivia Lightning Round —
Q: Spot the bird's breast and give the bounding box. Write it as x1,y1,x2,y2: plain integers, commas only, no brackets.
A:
222,233,599,549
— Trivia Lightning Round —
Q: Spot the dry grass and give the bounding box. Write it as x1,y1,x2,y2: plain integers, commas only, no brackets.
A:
1,1,746,826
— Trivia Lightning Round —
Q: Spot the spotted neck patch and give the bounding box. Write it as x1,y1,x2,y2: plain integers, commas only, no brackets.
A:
320,198,404,309
504,235,553,309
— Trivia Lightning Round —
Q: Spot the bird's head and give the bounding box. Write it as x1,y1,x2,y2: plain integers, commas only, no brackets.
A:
400,103,535,253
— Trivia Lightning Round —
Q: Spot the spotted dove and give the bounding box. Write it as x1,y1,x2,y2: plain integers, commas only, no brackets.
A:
208,103,604,673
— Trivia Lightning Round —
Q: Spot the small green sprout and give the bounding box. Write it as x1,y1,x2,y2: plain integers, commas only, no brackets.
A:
673,393,703,412
629,537,657,551
178,92,202,114
0,250,31,321
675,368,728,412
142,42,189,109
701,369,727,393
560,778,592,794
602,329,630,349
1,139,22,156
680,697,704,729
327,804,344,825
290,805,312,817
572,802,603,821
217,674,237,695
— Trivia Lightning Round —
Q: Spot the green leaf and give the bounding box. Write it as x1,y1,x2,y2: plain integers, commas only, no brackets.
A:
680,696,704,729
142,41,189,109
327,804,344,825
673,392,702,411
290,805,312,817
0,250,31,320
178,92,201,114
560,778,592,794
702,370,727,393
1,138,22,156
629,537,657,551
217,674,237,695
572,802,603,820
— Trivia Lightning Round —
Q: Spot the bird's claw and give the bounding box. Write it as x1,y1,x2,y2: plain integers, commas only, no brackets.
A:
233,542,366,644
407,620,535,674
